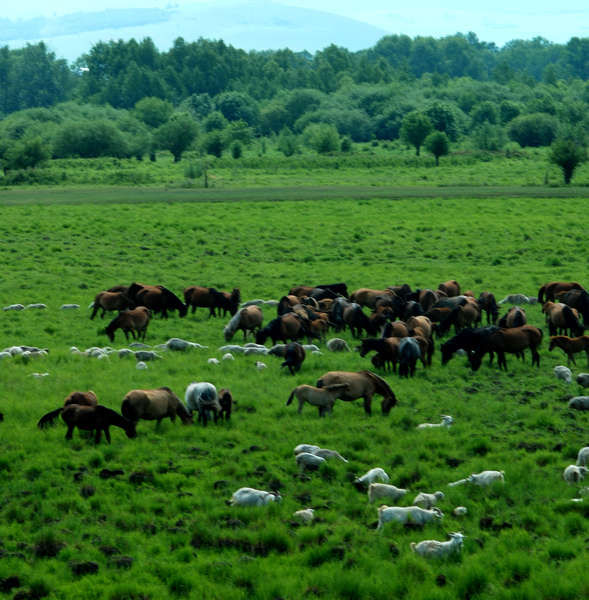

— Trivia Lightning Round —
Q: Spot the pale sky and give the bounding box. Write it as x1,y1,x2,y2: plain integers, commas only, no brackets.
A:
3,0,589,46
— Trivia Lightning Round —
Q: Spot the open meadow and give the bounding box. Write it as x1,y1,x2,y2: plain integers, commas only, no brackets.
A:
2,194,589,599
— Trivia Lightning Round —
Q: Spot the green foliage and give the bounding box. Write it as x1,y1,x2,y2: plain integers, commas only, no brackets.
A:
471,122,508,151
153,114,198,162
133,97,174,128
470,101,500,128
216,91,259,126
202,130,224,158
423,99,460,141
499,100,521,125
230,140,243,159
400,111,433,156
303,123,340,154
277,127,299,157
5,136,51,169
222,120,254,147
203,111,228,133
53,119,128,158
549,138,588,184
423,130,449,165
507,113,559,147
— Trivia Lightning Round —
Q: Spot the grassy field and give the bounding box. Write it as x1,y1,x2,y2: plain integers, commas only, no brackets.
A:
1,193,589,599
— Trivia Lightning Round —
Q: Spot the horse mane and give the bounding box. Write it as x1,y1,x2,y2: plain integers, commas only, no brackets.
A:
160,286,185,309
224,309,243,335
128,282,145,300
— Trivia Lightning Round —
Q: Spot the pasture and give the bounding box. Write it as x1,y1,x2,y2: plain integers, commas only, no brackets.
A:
1,195,589,599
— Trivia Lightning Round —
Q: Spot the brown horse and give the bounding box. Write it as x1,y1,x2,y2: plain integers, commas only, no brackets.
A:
256,314,303,345
498,306,527,328
129,283,187,319
350,288,395,310
469,325,543,371
344,304,378,338
281,342,306,374
90,291,136,320
406,315,433,339
121,387,192,428
549,336,589,366
543,302,585,337
38,405,137,444
438,280,460,297
107,285,130,293
183,286,240,317
218,388,234,420
539,281,585,304
105,307,151,342
563,290,589,324
64,390,98,407
316,370,397,416
478,291,499,325
223,306,263,342
359,338,401,373
380,321,408,338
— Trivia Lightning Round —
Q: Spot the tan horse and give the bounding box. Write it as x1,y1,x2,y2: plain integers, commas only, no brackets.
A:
121,387,193,428
549,335,589,366
90,292,136,320
406,315,432,339
286,383,350,417
543,302,585,337
105,307,151,342
539,281,585,304
438,280,461,297
223,306,263,342
350,288,395,309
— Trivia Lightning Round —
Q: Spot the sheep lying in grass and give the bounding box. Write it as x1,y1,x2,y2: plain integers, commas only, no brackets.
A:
294,444,321,456
129,342,150,349
118,349,135,358
3,304,25,311
576,447,589,467
410,532,465,558
26,303,47,309
135,351,161,362
166,338,208,351
568,396,589,410
222,353,235,361
469,471,505,486
563,465,589,484
294,509,314,524
296,452,326,473
326,338,350,352
414,491,444,509
312,448,348,462
498,294,537,305
255,361,267,370
60,304,80,310
453,506,468,516
554,366,573,385
355,468,389,490
417,415,454,430
368,483,410,504
229,487,282,507
136,361,148,370
576,374,589,388
377,506,443,530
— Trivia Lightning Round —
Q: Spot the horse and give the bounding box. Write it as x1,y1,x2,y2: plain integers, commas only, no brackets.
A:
381,321,408,339
223,306,263,342
438,280,461,297
107,285,130,294
433,305,481,338
469,325,543,371
121,387,192,428
406,316,432,339
543,303,585,337
256,314,302,345
539,281,585,304
286,383,350,417
63,390,98,407
129,283,187,319
478,292,499,325
418,289,441,312
316,370,397,416
350,288,395,310
402,301,425,321
218,388,234,420
399,337,421,377
498,306,527,328
440,326,499,365
105,307,151,342
281,342,306,374
185,382,222,426
425,307,452,323
359,338,401,373
37,405,137,444
331,297,351,332
343,304,378,338
563,290,589,324
183,286,240,317
549,335,589,366
90,291,136,320
387,284,412,300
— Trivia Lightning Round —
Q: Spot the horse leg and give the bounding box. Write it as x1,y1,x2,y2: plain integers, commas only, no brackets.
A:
156,419,162,431
298,398,304,414
95,429,102,444
104,427,111,444
65,425,75,440
124,330,130,340
569,353,576,366
364,395,372,417
532,348,540,367
101,308,106,319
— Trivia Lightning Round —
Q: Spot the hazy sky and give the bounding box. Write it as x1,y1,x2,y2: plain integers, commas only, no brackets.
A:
4,0,589,46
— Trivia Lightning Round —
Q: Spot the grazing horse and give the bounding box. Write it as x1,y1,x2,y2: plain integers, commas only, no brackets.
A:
478,292,499,325
543,303,585,337
107,285,130,294
218,388,234,420
549,336,589,367
441,326,499,365
317,370,397,416
425,306,452,323
469,325,543,371
256,314,302,345
129,283,187,319
286,383,350,417
290,284,348,299
105,307,151,342
64,390,98,407
90,291,136,319
563,290,589,325
539,281,585,304
418,289,441,312
359,338,401,373
331,297,351,332
387,284,412,300
343,304,378,338
37,405,137,444
434,305,481,337
277,295,301,316
398,337,421,377
406,316,432,339
401,301,425,321
381,321,409,339
185,382,222,426
121,387,192,428
350,288,395,310
281,342,306,374
183,286,240,318
438,280,461,297
223,306,263,342
498,306,527,328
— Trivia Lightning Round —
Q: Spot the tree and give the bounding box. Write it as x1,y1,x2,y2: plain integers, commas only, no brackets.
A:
423,100,459,140
5,136,50,169
277,127,298,157
53,119,127,158
153,114,198,162
202,130,224,158
549,139,587,184
303,123,339,154
400,111,433,156
424,131,449,166
134,97,173,129
507,113,558,147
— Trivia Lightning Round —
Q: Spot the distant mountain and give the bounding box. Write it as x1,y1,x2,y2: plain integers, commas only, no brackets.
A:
3,0,391,62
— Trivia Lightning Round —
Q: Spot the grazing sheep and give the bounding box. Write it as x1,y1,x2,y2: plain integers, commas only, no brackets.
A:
447,479,469,487
498,294,535,305
568,396,589,410
28,373,49,378
296,452,326,473
245,347,269,356
129,342,151,349
294,444,321,456
417,415,454,430
410,532,465,558
576,374,589,388
554,365,573,385
166,338,208,351
136,361,148,370
229,487,281,507
135,351,161,362
414,491,445,509
312,448,348,462
241,299,265,307
3,304,25,311
255,361,267,370
453,506,468,517
218,345,246,354
207,358,221,365
564,465,589,484
268,344,286,356
118,349,135,358
368,483,410,504
26,303,47,309
468,470,505,486
326,338,351,352
60,304,80,310
576,447,589,467
222,353,235,361
302,344,320,353
355,468,390,489
377,505,443,530
294,508,314,524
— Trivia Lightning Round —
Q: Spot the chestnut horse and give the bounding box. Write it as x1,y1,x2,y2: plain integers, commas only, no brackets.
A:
539,281,585,304
549,335,589,367
105,307,151,342
256,314,303,345
542,302,585,337
90,291,136,320
350,288,395,310
281,342,306,374
121,387,193,428
129,283,187,319
183,286,240,317
64,390,98,407
438,280,460,297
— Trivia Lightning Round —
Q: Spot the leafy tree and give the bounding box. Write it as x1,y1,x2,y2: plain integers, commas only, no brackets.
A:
400,111,433,156
303,123,340,154
471,122,507,151
203,111,228,132
499,101,521,125
117,115,150,160
222,120,254,147
424,131,449,166
5,136,50,169
259,101,290,135
133,97,173,128
230,140,243,159
423,100,459,141
277,127,298,157
202,130,224,158
153,114,198,162
216,92,259,126
53,119,127,158
470,101,499,128
507,113,559,147
549,139,587,184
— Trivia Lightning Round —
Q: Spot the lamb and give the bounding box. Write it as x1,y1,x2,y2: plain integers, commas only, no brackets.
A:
413,491,445,509
293,444,321,456
468,470,505,486
60,304,80,310
417,415,454,430
377,505,443,530
294,509,315,524
222,353,235,361
368,483,410,504
296,452,326,473
568,396,589,410
355,468,390,490
26,303,47,309
576,447,589,467
326,338,351,352
268,344,286,356
302,344,320,353
3,304,25,311
312,448,348,462
255,361,267,370
563,465,589,484
554,365,573,385
410,532,465,558
136,361,148,370
207,358,221,365
229,487,282,507
134,351,161,362
166,338,208,351
245,347,269,356
453,506,468,517
576,374,589,388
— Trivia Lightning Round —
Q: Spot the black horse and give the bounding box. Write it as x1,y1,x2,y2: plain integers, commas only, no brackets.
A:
440,326,499,365
344,304,378,338
565,290,589,325
281,342,306,374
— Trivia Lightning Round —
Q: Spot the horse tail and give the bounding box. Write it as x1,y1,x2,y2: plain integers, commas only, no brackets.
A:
37,407,63,430
538,285,546,304
286,388,297,406
121,398,134,422
563,305,584,335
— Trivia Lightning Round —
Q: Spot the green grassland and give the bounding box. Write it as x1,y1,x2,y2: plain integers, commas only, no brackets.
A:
1,195,589,599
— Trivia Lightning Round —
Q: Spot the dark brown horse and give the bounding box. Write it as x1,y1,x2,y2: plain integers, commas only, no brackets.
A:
380,321,408,339
281,342,306,374
539,281,585,304
121,387,192,428
218,388,234,420
107,285,130,294
90,291,136,320
277,295,302,316
469,325,543,371
64,390,98,407
105,306,151,342
498,306,527,328
343,304,378,338
183,286,240,317
290,284,348,299
478,291,499,325
438,280,460,297
350,288,395,310
549,335,589,366
129,283,187,319
563,290,589,325
256,314,303,345
223,306,263,342
359,337,401,373
38,405,137,444
543,302,585,337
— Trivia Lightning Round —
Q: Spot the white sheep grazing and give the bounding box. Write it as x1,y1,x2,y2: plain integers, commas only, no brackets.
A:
229,487,281,507
118,349,136,358
3,304,25,311
554,366,573,385
576,374,589,389
410,532,465,558
563,465,589,485
414,491,445,509
136,361,148,370
97,354,109,361
60,304,80,310
244,343,269,349
356,468,390,488
26,303,47,309
568,396,589,410
377,505,443,530
417,415,454,430
135,351,161,362
294,444,321,456
498,294,533,305
255,361,267,370
368,483,410,504
312,448,348,462
222,353,235,361
302,345,320,353
245,347,269,356
0,352,12,360
447,479,469,487
28,373,49,378
326,338,351,352
576,447,589,467
468,470,505,486
218,345,246,354
166,338,208,351
453,506,468,517
296,452,326,473
129,342,151,349
294,509,314,524
207,358,221,365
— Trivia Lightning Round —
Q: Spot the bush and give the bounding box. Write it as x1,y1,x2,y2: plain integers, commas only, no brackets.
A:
549,138,587,184
133,97,174,129
277,127,298,157
424,131,449,165
508,113,559,147
303,123,340,154
471,122,508,151
153,114,198,162
5,137,51,169
53,120,128,158
230,140,243,159
202,130,224,158
470,101,499,128
400,111,433,156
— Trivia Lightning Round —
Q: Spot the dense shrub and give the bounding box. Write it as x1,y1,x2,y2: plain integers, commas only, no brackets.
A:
507,113,559,147
53,119,128,158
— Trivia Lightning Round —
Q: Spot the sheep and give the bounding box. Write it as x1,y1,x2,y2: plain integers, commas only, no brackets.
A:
97,354,109,361
563,465,589,484
129,342,150,349
312,448,348,462
326,338,351,352
255,361,267,370
498,294,534,305
60,304,80,310
576,374,589,388
135,351,161,362
136,361,148,370
268,344,286,357
0,352,12,360
410,532,465,558
554,365,572,385
576,447,589,467
468,470,505,486
312,351,324,356
118,349,135,359
568,396,589,410
154,344,168,351
6,346,24,356
447,479,469,487
355,468,390,490
229,487,281,507
294,444,321,456
28,373,49,378
244,343,268,349
207,358,221,365
302,344,320,353
294,508,314,524
3,304,25,311
414,491,445,509
218,345,246,354
222,353,235,361
368,483,410,504
453,506,468,517
166,338,208,351
245,347,269,356
417,415,454,430
296,452,326,473
26,303,47,309
377,505,443,530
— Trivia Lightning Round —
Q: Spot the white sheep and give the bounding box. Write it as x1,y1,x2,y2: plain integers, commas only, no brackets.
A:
207,358,221,365
241,299,265,307
368,483,410,504
468,470,505,486
294,508,314,524
129,342,151,349
222,353,235,361
554,366,572,385
245,347,269,356
326,338,351,352
294,444,321,456
244,343,269,349
296,452,326,473
135,351,161,362
568,396,589,410
410,532,465,558
26,303,47,309
28,373,49,378
6,346,24,356
576,447,589,467
229,487,281,507
136,361,148,370
498,294,534,305
166,338,208,351
118,349,135,358
255,361,267,371
356,468,390,488
413,491,445,509
453,506,468,517
218,345,246,354
60,304,80,310
377,505,444,530
3,304,25,311
312,448,348,462
97,354,109,361
447,479,469,487
268,344,286,356
417,415,454,430
563,465,589,485
312,351,324,356
576,374,589,389
0,352,12,360
302,344,320,352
